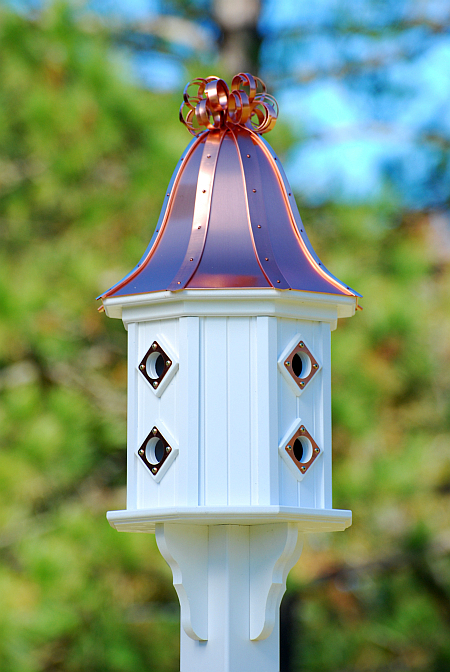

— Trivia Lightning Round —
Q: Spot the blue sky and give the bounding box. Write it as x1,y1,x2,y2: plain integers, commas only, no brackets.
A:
10,0,450,208
276,33,450,205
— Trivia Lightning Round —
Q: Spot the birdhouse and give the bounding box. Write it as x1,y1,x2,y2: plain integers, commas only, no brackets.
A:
99,74,360,672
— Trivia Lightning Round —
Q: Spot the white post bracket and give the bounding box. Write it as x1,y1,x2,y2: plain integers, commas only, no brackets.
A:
249,523,303,641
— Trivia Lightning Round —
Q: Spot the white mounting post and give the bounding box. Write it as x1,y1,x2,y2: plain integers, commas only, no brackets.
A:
156,522,303,672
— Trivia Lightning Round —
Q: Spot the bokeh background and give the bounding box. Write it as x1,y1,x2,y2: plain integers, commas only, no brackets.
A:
1,1,450,670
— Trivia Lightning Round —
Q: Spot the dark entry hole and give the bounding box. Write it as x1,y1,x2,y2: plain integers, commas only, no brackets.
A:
293,437,313,464
147,352,165,379
293,438,304,462
155,354,165,377
291,351,311,379
292,354,303,378
146,437,165,464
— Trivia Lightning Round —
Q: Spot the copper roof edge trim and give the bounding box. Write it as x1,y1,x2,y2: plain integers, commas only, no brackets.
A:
251,129,362,299
103,287,358,304
99,131,207,300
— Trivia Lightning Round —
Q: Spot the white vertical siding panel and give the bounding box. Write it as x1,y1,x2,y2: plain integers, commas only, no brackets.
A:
279,460,298,507
321,322,333,509
143,320,160,508
155,318,178,508
277,319,299,507
126,322,139,510
227,318,251,506
297,321,317,509
250,317,259,505
178,317,200,507
256,316,278,506
136,321,147,508
135,321,148,508
310,321,323,509
137,320,161,508
199,318,205,505
204,318,228,506
304,321,318,508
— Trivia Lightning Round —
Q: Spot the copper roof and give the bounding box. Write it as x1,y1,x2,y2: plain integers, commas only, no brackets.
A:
101,74,361,301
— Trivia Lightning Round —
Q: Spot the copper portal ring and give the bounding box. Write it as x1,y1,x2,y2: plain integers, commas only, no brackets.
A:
179,73,279,136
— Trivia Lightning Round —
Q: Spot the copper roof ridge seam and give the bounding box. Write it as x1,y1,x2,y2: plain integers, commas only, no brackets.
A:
247,128,357,298
228,126,290,290
227,126,273,288
168,129,227,290
101,132,207,300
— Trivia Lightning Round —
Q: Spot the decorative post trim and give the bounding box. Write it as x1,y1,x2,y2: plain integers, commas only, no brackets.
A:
250,523,303,640
155,523,208,641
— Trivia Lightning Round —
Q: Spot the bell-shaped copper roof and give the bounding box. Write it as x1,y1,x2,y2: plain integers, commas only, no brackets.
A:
101,74,360,300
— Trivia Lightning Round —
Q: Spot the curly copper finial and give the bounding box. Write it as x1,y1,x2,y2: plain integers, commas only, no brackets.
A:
179,73,278,136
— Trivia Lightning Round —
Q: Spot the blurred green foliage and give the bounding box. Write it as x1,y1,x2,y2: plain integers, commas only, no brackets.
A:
1,3,449,671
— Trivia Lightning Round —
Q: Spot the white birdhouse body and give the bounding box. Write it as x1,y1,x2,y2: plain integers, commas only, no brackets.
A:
104,289,355,533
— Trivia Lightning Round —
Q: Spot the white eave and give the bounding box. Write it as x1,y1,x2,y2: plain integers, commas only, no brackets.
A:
107,505,352,534
101,288,358,331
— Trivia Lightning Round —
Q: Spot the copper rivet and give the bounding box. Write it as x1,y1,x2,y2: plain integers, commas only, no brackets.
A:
167,194,170,197
152,428,157,434
301,466,306,472
300,381,305,387
152,343,157,349
315,448,320,453
287,445,292,450
166,446,171,453
198,225,201,229
207,154,211,158
138,448,144,456
313,363,319,369
202,189,206,193
257,225,261,228
177,281,181,284
153,382,158,388
166,360,171,366
289,192,292,196
247,154,251,158
285,361,290,366
277,280,280,283
300,426,305,432
190,258,193,261
139,364,145,370
152,468,157,474
299,342,304,348
265,257,269,261
156,229,159,233
253,189,256,193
